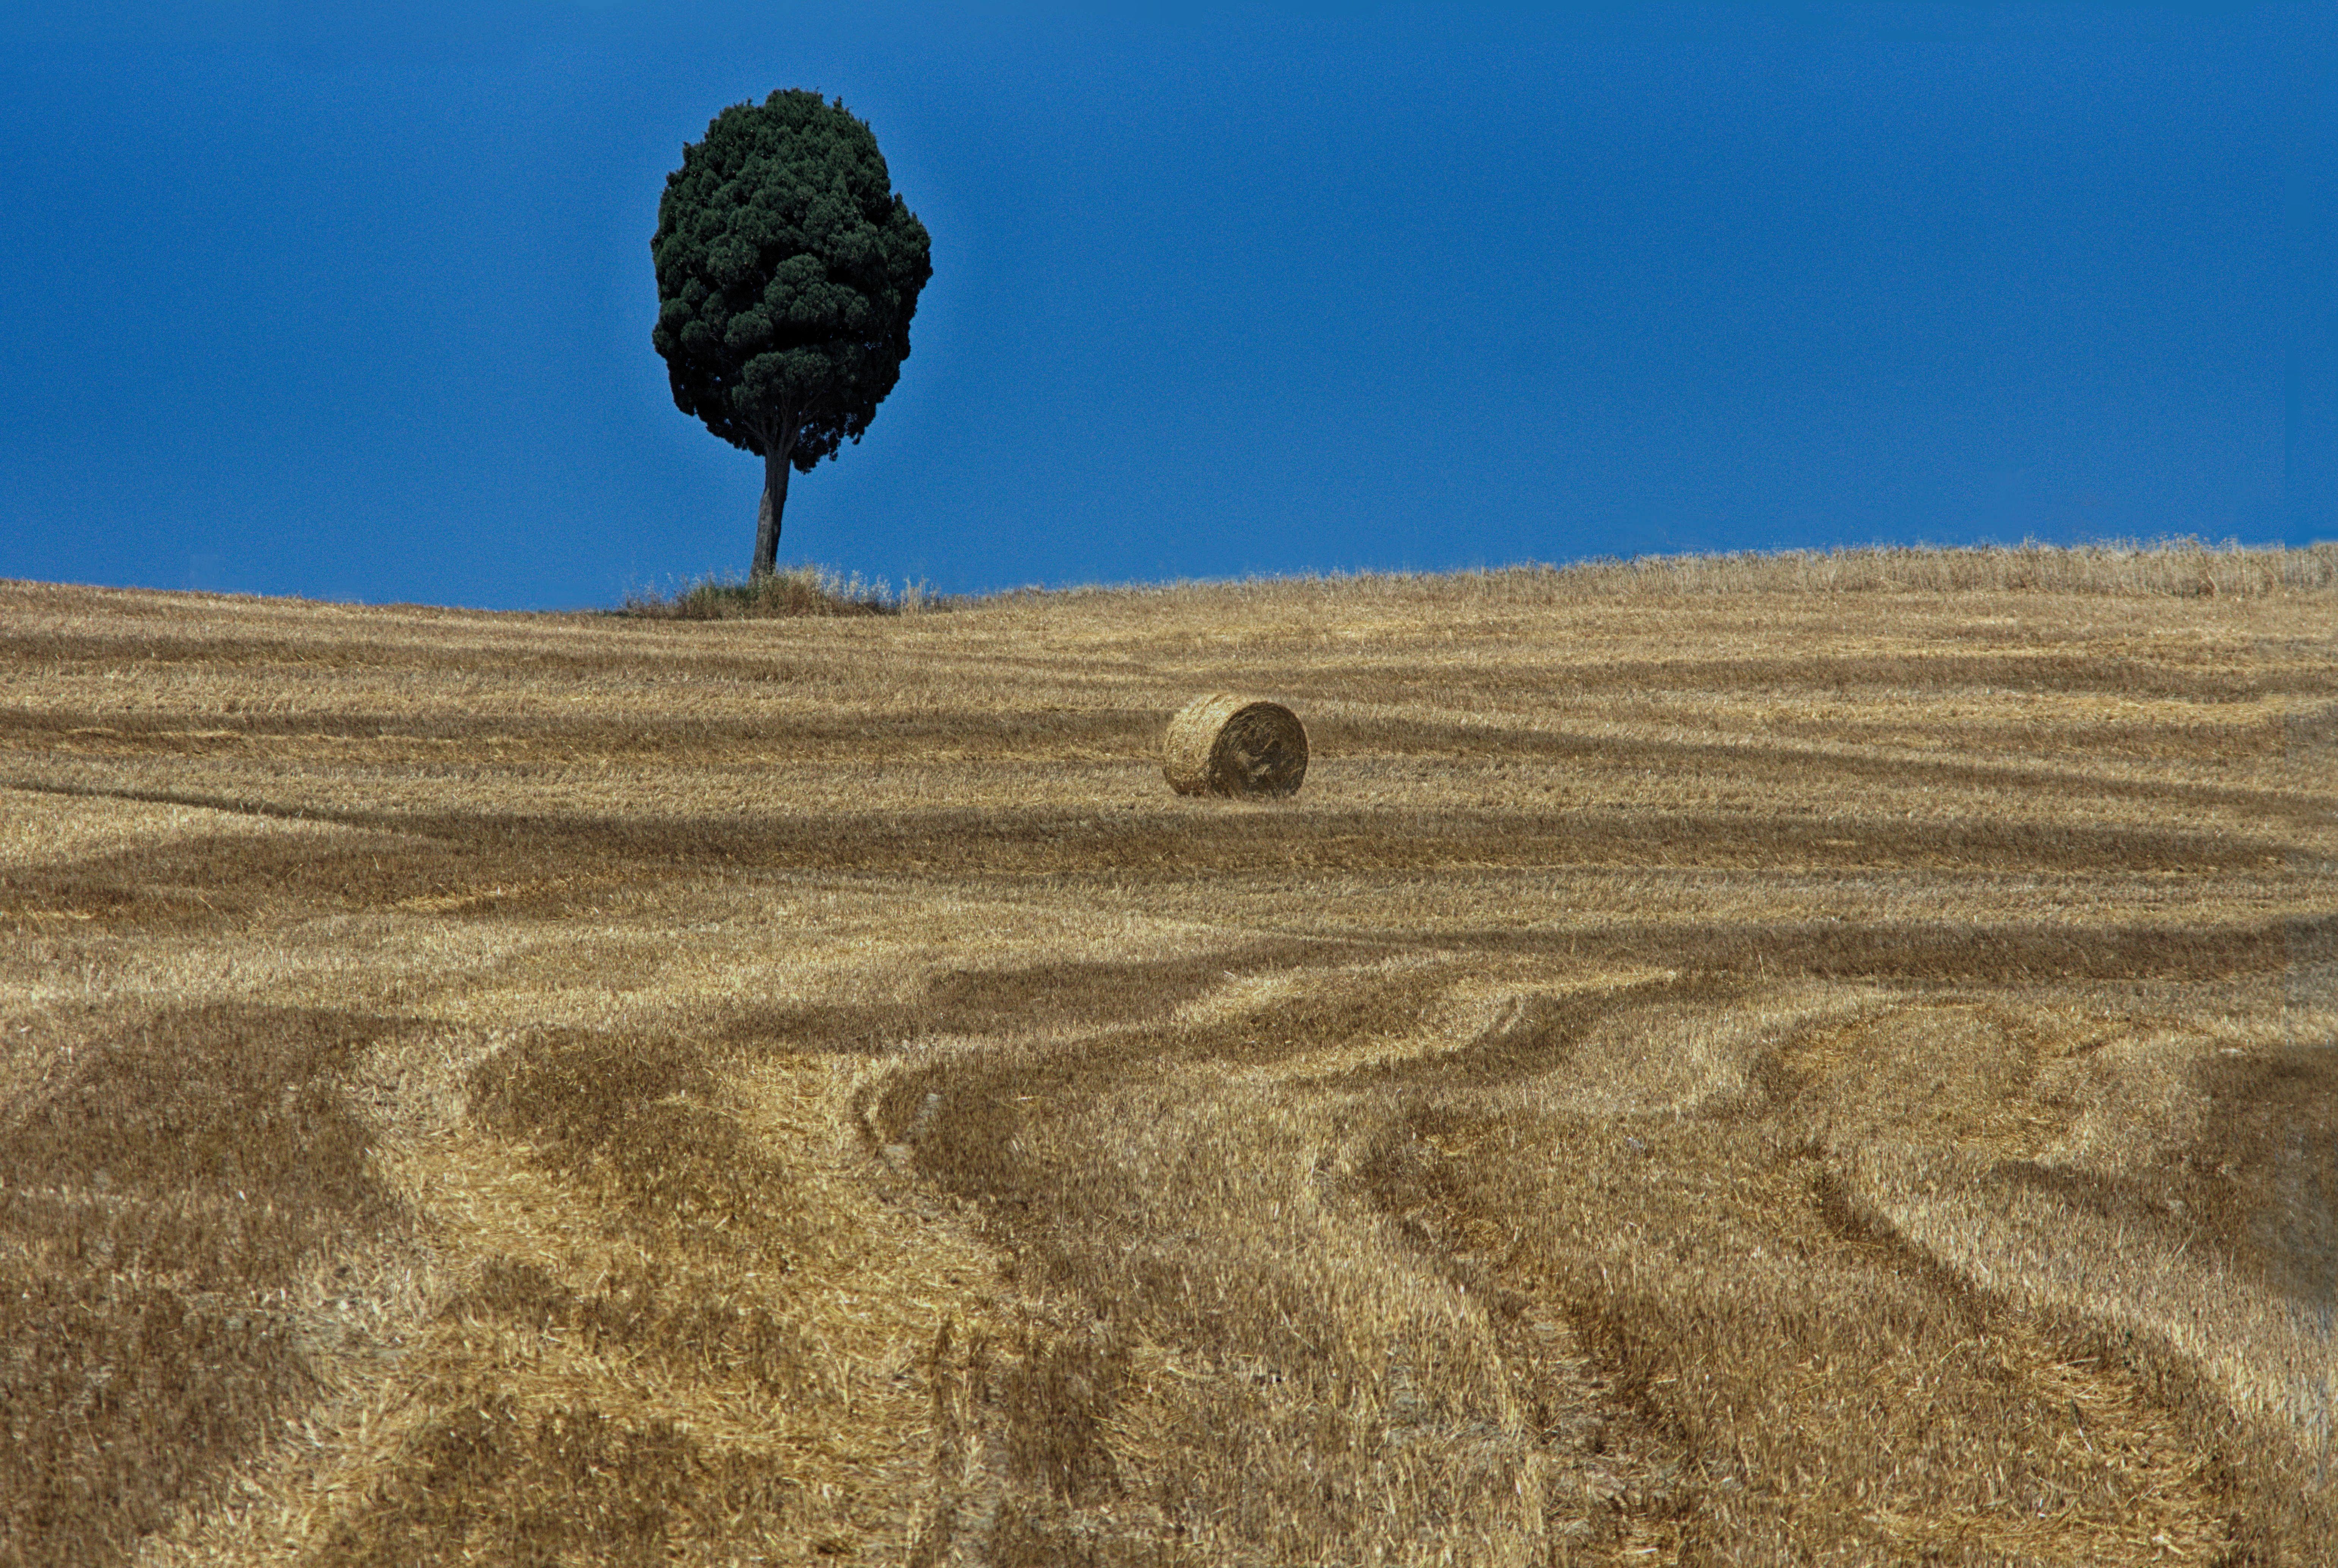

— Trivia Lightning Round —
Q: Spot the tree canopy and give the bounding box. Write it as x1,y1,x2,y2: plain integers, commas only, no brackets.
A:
652,91,932,575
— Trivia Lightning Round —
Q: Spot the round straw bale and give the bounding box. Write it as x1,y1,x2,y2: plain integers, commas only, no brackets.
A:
1162,694,1309,797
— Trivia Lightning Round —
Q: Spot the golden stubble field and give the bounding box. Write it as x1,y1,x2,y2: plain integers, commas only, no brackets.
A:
3,545,2335,1568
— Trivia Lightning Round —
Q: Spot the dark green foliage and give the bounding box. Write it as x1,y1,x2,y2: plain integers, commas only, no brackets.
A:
651,90,931,478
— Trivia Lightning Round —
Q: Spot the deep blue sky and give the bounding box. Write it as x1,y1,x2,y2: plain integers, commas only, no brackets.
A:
2,2,2332,607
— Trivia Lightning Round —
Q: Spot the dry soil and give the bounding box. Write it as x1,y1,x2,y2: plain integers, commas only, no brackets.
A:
3,548,2334,1566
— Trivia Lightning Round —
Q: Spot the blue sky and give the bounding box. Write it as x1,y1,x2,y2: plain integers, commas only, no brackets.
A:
1,2,2331,607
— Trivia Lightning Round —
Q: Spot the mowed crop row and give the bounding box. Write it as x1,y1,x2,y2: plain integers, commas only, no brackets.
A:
2,548,2333,1566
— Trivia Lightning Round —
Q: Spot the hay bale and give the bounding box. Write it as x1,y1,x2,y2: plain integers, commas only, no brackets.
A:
1162,694,1309,797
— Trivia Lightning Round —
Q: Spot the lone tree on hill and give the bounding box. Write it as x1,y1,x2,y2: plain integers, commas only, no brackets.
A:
652,91,932,577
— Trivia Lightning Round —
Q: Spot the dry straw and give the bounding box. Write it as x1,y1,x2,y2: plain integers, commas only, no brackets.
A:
1162,694,1309,797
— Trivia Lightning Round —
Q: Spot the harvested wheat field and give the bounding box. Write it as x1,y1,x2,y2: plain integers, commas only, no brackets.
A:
3,543,2336,1567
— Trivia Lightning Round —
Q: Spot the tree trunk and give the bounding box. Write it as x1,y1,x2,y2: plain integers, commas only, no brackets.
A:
752,432,797,578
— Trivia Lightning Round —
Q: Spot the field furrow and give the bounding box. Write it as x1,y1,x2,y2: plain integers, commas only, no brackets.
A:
2,555,2332,1565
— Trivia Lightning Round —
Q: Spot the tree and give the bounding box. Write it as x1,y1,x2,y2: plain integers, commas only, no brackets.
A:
652,91,933,577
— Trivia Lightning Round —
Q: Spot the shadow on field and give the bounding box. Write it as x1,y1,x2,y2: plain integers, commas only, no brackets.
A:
0,1006,401,1568
843,952,2336,1563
